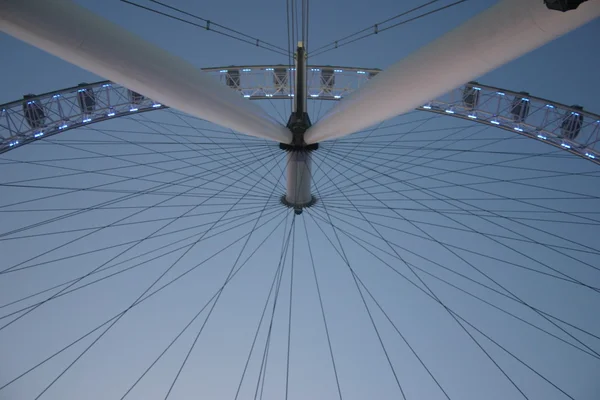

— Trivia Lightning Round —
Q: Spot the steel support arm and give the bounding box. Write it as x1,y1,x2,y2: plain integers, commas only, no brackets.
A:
0,0,292,143
304,0,600,144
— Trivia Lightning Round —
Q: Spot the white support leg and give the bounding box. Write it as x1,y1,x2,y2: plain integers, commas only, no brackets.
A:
0,0,292,143
304,0,600,144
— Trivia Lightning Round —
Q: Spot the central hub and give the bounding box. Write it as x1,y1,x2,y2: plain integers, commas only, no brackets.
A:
287,112,312,147
283,109,315,150
280,117,317,215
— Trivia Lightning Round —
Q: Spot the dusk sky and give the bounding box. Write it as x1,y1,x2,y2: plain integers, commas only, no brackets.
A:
1,1,599,399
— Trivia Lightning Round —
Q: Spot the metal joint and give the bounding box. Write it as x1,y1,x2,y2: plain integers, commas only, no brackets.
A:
544,0,588,12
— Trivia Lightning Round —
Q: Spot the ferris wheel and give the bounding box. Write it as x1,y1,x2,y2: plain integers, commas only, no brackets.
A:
1,0,599,399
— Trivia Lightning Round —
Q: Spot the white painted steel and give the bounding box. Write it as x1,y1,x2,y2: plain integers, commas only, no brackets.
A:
285,152,312,207
0,0,292,143
304,0,600,144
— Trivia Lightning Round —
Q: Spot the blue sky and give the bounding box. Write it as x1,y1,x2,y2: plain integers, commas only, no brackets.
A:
1,1,599,399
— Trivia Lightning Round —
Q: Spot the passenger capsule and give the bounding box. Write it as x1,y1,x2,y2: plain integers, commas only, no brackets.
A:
561,105,584,139
462,82,480,110
226,70,240,88
77,83,96,113
273,67,288,88
22,94,45,129
320,68,335,93
128,89,145,105
510,92,530,123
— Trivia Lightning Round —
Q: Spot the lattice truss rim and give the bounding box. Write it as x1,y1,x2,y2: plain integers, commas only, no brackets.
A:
1,64,599,163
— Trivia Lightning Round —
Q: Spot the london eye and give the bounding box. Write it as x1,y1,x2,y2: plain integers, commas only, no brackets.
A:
1,1,599,399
